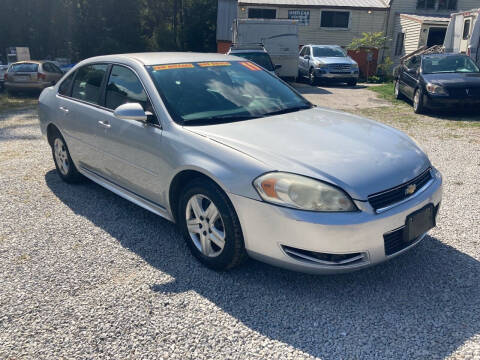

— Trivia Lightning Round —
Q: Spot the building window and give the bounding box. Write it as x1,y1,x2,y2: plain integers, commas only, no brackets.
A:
248,8,276,19
395,32,405,56
463,20,471,40
288,10,310,26
416,0,436,9
438,0,457,10
321,11,350,29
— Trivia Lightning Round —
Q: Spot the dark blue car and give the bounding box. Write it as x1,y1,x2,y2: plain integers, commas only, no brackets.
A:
394,53,480,114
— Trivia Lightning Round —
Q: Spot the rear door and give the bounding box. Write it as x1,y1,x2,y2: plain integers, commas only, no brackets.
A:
57,64,109,174
43,62,64,84
96,64,165,203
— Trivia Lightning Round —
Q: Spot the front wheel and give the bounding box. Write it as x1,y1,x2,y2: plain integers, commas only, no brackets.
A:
413,88,426,114
178,179,247,270
347,79,357,87
309,68,318,86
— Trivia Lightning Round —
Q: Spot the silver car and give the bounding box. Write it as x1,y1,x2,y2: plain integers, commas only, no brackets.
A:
299,45,359,86
38,53,442,274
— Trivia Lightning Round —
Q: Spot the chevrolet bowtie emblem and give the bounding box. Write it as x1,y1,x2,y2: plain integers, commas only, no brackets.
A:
405,184,417,196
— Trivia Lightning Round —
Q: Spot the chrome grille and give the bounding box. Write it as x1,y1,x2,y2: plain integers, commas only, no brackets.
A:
368,168,433,212
328,63,351,72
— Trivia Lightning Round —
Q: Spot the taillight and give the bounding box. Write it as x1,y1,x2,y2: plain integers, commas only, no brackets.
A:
37,73,47,80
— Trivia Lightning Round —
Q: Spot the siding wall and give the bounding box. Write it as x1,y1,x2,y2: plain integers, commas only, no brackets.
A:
238,5,388,47
394,17,422,58
386,0,480,59
217,0,238,41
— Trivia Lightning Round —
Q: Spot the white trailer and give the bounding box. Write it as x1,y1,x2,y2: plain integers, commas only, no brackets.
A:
6,47,31,64
233,19,299,79
444,8,480,65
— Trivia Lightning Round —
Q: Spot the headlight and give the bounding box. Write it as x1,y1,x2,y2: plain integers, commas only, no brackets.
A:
426,83,448,95
253,172,356,212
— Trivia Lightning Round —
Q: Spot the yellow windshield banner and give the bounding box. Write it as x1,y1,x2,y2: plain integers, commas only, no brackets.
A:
153,63,195,71
197,62,231,67
239,61,261,71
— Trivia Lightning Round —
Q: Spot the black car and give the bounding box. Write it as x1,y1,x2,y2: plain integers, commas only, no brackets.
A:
394,53,480,114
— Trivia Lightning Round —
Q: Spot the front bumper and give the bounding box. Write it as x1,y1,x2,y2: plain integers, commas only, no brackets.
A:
314,68,359,80
425,94,480,109
230,168,442,274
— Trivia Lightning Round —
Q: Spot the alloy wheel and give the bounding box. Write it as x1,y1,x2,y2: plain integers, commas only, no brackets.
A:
185,194,226,257
54,138,70,175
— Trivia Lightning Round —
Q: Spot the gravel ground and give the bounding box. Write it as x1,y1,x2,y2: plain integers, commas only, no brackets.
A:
0,101,479,359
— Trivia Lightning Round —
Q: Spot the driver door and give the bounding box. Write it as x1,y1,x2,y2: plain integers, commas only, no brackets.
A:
400,56,420,99
96,65,166,205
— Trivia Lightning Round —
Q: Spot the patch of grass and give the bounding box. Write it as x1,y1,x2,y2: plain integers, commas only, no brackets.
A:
367,82,404,105
0,92,38,112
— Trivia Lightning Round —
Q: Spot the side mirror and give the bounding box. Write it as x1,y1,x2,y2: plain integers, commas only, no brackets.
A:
114,103,147,122
274,64,282,70
304,55,310,60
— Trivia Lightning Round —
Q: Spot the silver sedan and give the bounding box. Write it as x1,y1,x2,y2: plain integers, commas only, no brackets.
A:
38,53,442,274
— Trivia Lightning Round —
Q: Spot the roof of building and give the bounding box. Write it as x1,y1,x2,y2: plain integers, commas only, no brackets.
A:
399,13,451,24
238,0,389,8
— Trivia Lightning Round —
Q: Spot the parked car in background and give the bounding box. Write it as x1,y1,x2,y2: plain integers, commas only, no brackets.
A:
38,52,442,274
227,44,281,75
298,45,359,86
0,65,8,91
5,61,63,94
394,53,480,113
444,8,480,65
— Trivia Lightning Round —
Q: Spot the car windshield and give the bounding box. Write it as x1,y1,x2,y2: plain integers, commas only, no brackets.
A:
232,52,275,71
10,63,39,73
147,61,312,125
422,55,480,74
313,47,346,58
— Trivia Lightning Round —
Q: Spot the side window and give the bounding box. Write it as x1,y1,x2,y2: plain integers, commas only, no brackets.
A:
406,56,420,71
71,64,108,104
42,63,53,72
305,47,310,56
58,72,75,96
300,47,306,56
105,65,150,111
463,20,471,40
51,64,63,74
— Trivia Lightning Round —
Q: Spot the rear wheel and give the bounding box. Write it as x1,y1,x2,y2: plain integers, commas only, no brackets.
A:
51,131,83,183
178,179,247,270
394,79,404,100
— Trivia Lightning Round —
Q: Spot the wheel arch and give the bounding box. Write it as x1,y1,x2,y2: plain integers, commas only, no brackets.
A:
46,123,63,147
168,168,230,223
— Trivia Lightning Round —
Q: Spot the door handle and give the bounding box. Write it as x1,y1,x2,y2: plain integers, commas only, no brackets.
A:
98,120,111,129
59,106,69,113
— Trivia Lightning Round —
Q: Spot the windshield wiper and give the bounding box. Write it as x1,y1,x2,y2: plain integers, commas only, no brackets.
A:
263,104,312,117
183,114,262,125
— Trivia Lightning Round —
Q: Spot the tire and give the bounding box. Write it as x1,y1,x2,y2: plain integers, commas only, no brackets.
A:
413,88,426,114
51,130,83,183
347,79,357,87
178,178,247,271
394,79,404,100
309,68,318,86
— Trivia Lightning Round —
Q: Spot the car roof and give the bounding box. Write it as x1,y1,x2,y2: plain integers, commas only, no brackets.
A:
82,52,239,66
10,60,44,65
308,45,342,49
229,49,268,54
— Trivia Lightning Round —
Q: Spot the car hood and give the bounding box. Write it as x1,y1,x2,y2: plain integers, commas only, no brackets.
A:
423,72,480,87
314,56,356,65
185,108,430,200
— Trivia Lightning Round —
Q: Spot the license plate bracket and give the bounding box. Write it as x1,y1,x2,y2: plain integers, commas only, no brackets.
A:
404,204,435,243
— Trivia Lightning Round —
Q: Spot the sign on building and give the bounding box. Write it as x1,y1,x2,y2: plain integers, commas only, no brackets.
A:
288,10,310,26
